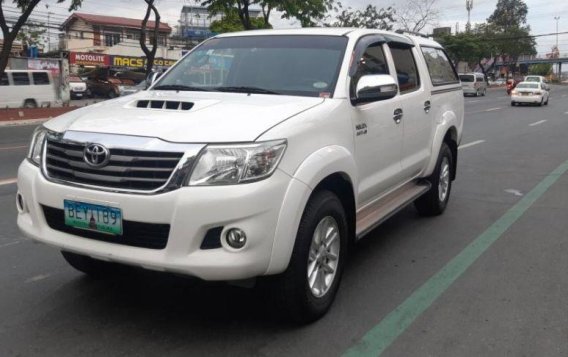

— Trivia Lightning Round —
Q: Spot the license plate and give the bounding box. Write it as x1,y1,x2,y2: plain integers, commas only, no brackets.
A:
64,200,122,235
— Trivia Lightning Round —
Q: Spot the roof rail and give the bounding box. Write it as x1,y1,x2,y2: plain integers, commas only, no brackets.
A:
395,29,430,38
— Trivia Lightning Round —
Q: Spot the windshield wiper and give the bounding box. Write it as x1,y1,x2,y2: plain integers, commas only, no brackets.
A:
152,84,212,92
215,86,282,95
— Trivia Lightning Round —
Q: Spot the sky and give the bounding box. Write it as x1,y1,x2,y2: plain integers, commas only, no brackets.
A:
2,0,567,55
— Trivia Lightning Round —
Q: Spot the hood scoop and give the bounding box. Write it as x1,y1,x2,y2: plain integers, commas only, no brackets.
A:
136,100,194,111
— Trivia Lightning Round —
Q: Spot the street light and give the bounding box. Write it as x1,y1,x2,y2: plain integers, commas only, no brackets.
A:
554,16,560,50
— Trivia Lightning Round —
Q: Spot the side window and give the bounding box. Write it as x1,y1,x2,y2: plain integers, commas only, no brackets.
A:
0,73,8,86
350,42,389,98
12,72,30,86
389,46,420,94
32,72,50,85
420,47,459,86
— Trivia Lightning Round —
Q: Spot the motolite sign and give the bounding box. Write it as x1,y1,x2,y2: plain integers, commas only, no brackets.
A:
69,52,110,67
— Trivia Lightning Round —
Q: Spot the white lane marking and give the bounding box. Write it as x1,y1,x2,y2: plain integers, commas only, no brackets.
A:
0,241,20,249
485,107,501,112
529,120,547,127
0,145,27,151
0,178,17,186
25,274,51,284
459,140,485,150
505,189,524,197
466,100,482,103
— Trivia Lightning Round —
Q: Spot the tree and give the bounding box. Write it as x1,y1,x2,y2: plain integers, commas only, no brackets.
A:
487,0,528,30
0,0,83,79
486,0,535,76
15,24,46,51
139,0,160,77
280,0,334,27
210,8,268,33
327,4,395,30
439,26,494,79
201,0,255,30
201,0,335,29
395,0,439,33
528,63,552,76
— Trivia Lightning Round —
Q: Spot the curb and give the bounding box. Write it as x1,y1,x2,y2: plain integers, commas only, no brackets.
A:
0,118,49,127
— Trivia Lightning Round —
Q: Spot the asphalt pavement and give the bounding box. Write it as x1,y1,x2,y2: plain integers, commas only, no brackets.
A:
1,86,568,356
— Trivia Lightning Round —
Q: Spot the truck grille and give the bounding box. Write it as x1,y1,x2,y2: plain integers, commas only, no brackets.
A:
45,138,184,191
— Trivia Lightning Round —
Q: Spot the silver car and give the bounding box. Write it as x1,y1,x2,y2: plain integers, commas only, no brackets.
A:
460,73,487,97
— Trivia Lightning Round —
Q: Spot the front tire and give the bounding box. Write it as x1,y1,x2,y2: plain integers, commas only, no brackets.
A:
415,143,453,216
271,190,348,323
61,251,116,277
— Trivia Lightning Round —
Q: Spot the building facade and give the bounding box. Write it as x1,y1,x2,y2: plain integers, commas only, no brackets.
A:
59,13,179,60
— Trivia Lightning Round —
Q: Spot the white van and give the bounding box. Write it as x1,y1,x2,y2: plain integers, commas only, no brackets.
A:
459,72,487,96
0,70,58,108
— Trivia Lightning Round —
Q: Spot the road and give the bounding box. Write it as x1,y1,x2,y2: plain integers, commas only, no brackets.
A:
1,86,568,356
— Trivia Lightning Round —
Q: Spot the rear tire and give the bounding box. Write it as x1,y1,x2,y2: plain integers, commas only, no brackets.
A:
61,251,116,277
23,99,37,108
415,143,453,216
107,90,118,99
270,190,348,323
511,101,516,106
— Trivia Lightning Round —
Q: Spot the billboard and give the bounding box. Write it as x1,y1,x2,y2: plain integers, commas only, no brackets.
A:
111,56,177,69
69,52,110,67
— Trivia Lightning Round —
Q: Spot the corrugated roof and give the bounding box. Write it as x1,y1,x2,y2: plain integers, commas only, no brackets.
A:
64,13,171,32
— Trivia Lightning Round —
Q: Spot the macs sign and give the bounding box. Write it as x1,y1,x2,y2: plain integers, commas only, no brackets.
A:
111,56,177,68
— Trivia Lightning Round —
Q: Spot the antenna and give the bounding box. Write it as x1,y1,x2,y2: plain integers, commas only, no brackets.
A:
466,0,473,32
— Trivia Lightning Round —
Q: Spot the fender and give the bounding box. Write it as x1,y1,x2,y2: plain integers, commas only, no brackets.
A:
265,145,358,275
423,109,459,178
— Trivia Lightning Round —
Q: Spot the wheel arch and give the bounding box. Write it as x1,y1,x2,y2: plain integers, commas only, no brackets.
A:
265,146,358,275
443,126,458,180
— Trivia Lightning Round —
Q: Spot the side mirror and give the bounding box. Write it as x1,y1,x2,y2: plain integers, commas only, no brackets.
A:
355,75,398,104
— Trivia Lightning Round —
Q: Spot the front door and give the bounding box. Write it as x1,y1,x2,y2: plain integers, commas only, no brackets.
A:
350,38,404,207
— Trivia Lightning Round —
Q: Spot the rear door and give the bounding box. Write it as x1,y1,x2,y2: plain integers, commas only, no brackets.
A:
387,43,432,179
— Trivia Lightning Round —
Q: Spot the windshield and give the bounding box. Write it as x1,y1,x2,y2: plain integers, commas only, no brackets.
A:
525,77,540,82
459,75,475,82
516,83,539,89
153,35,348,97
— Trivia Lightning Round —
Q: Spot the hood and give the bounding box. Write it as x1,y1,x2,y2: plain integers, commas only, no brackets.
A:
44,91,325,143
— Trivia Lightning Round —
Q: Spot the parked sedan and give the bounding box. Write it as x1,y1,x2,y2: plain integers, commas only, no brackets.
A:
511,82,550,106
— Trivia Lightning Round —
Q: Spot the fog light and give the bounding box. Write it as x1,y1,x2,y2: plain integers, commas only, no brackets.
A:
226,228,247,249
16,192,27,213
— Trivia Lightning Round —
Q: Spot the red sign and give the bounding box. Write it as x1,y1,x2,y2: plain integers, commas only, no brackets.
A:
69,52,110,67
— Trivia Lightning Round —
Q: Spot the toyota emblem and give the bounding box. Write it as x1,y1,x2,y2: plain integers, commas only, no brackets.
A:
84,144,110,167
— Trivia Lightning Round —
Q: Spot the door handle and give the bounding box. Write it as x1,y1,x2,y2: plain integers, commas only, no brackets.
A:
424,100,431,113
393,108,403,124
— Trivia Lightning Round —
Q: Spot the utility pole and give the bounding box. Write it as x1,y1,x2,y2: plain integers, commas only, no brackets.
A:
46,4,51,53
466,0,473,33
554,16,560,80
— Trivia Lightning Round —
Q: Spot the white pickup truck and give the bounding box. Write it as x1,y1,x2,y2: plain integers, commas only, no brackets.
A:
17,28,463,322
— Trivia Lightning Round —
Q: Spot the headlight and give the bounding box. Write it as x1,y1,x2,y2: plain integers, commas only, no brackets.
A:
511,90,517,95
188,140,287,186
27,126,47,166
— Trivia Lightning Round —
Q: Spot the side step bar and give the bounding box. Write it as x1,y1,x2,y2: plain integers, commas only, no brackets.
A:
356,181,431,239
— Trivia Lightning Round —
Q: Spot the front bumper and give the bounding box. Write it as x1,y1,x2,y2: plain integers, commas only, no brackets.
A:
511,94,543,103
17,159,294,280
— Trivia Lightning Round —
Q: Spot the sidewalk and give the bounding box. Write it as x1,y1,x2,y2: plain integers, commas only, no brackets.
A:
0,107,78,122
